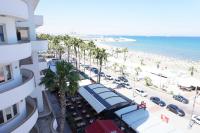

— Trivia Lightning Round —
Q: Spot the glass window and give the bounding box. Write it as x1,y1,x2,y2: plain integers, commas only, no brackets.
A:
5,65,11,80
17,28,29,41
0,25,4,42
5,107,12,121
0,104,19,124
0,66,5,83
0,111,3,124
13,104,18,116
0,65,12,84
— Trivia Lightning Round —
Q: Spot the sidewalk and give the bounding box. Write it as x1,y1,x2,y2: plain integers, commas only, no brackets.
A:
47,91,72,133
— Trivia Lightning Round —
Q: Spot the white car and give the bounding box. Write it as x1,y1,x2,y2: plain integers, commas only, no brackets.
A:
192,115,200,125
135,89,148,97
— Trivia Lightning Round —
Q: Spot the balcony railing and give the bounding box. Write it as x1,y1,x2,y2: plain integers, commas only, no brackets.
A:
9,97,38,133
0,69,35,110
0,41,31,63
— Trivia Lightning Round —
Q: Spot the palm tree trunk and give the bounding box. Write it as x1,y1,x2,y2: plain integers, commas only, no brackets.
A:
67,46,70,62
59,91,66,133
74,47,78,69
59,50,62,60
89,54,92,78
84,50,86,72
78,47,80,70
99,60,102,83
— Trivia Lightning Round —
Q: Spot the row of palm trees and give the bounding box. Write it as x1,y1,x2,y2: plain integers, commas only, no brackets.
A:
38,34,108,82
38,34,109,133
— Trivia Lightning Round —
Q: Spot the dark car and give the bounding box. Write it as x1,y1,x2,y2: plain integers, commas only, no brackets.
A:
90,68,99,74
166,104,185,117
116,83,126,88
150,97,166,107
118,76,128,82
113,79,121,84
173,95,189,104
105,75,113,80
98,72,105,77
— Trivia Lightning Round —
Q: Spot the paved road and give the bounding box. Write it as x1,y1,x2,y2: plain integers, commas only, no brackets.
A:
80,61,200,121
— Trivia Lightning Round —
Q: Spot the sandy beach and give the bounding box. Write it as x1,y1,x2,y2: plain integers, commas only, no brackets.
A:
94,42,200,94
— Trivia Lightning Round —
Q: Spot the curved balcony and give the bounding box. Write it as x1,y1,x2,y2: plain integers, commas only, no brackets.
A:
10,97,38,133
0,42,31,63
0,0,28,20
31,40,48,52
0,69,35,110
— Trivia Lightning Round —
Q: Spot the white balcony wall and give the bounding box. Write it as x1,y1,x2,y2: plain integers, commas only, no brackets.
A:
0,62,22,93
0,100,26,132
0,69,35,110
0,42,31,63
0,16,17,43
31,40,48,52
11,98,38,133
0,0,28,20
21,52,44,112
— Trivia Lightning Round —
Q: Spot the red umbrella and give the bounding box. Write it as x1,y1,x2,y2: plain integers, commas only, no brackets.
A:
85,119,124,133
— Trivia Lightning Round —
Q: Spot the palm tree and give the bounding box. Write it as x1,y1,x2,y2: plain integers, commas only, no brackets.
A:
88,41,96,77
135,67,142,76
122,48,128,62
189,66,197,76
115,48,121,58
140,59,145,66
71,38,81,69
52,35,65,59
63,35,72,62
119,64,127,76
80,41,88,72
40,61,79,133
95,48,107,83
156,61,161,69
112,62,119,72
144,77,153,86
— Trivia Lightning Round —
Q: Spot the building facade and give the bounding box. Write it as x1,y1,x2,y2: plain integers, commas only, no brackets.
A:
0,0,48,132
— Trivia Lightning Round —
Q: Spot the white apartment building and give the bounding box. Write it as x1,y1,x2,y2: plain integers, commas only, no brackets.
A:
0,0,48,132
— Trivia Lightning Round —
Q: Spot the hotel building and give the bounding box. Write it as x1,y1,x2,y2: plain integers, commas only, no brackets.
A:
0,0,48,132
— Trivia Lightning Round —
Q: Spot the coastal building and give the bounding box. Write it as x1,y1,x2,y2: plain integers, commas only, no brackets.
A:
0,0,48,132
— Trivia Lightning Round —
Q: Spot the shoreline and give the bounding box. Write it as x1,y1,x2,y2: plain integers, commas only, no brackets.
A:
95,42,200,79
96,42,199,64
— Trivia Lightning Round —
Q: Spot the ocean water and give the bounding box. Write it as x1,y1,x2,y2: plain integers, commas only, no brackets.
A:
100,36,200,61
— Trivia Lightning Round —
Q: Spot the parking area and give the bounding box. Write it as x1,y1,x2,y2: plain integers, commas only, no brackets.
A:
77,61,200,132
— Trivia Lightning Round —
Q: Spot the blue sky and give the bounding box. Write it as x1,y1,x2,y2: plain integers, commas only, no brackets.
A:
36,0,200,36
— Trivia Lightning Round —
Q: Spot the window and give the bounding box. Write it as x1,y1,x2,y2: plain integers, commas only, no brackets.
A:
0,65,12,84
0,66,5,83
17,27,29,41
5,107,12,121
0,104,19,125
0,25,4,42
0,111,3,124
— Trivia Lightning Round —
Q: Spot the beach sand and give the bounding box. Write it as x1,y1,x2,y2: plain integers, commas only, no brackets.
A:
95,42,200,95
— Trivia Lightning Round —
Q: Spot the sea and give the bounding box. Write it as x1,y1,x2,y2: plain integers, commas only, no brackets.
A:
97,36,200,62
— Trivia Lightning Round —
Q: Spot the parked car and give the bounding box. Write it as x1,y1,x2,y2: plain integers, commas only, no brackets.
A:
150,96,166,107
113,79,121,84
98,72,105,77
192,115,200,125
118,76,128,82
166,104,185,117
105,75,113,80
116,83,126,89
173,95,189,104
123,83,132,89
135,88,148,97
